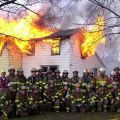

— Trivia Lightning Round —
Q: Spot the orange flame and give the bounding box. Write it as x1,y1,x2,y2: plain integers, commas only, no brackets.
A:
80,16,105,58
0,13,53,55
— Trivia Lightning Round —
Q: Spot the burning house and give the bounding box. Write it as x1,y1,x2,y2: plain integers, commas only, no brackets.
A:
0,15,105,77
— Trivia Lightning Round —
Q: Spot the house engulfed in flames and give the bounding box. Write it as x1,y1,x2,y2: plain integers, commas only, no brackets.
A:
0,15,105,77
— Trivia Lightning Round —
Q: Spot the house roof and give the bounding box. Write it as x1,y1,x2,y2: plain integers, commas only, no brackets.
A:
48,28,80,39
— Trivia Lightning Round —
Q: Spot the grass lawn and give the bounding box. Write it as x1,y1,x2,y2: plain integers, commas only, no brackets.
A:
12,112,120,120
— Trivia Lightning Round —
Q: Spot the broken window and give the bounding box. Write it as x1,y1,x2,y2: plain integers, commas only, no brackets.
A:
51,39,60,55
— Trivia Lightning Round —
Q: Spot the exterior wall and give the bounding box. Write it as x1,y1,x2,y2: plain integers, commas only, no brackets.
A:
22,40,71,77
0,44,22,74
9,44,22,70
69,36,105,77
0,45,9,73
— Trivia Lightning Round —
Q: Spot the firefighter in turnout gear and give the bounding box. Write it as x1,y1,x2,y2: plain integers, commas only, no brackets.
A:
71,70,80,84
61,82,71,112
81,69,92,84
71,83,87,113
54,69,62,90
97,67,109,85
27,68,38,86
17,68,27,86
0,71,9,89
7,67,19,92
15,85,28,116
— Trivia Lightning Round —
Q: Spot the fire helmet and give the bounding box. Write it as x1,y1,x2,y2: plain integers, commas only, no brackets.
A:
99,67,105,72
17,68,24,72
111,71,116,76
8,67,15,72
63,70,69,74
114,67,120,71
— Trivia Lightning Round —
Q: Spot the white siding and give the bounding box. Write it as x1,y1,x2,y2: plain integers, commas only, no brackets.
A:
22,40,71,77
9,44,22,70
0,44,22,74
0,45,9,73
69,36,104,77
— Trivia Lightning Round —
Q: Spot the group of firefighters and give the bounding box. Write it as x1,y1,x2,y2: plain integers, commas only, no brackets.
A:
0,66,120,119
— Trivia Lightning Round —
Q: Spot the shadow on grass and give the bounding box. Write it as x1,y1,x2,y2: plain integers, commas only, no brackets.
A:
12,112,120,120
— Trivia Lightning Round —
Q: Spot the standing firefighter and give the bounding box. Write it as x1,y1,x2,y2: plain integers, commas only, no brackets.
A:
54,69,62,90
7,67,19,92
27,68,38,86
0,71,9,89
16,68,27,86
71,70,80,84
81,69,92,84
37,68,45,81
97,67,109,85
112,67,120,83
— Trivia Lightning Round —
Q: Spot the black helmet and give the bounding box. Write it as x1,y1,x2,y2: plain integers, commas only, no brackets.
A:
8,67,15,72
55,69,60,73
114,67,120,71
38,68,43,72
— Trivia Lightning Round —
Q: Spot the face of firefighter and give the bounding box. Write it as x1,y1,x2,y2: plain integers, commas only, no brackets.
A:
33,89,39,94
9,70,15,76
114,69,119,74
37,71,43,76
63,73,68,77
17,71,24,76
75,87,80,92
47,73,53,78
9,86,14,92
83,72,89,77
55,72,60,77
1,72,6,77
31,71,37,77
73,72,78,77
64,86,68,90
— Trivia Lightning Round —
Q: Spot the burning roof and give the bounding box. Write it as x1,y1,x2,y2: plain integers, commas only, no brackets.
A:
0,14,105,58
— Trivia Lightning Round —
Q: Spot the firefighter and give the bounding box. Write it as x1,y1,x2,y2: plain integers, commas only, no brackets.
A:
27,68,38,87
0,90,9,120
28,85,40,115
0,83,16,119
71,70,81,84
113,67,120,83
0,71,9,89
71,83,87,113
61,82,71,112
96,67,109,86
109,71,116,83
61,70,71,90
16,68,27,87
6,67,19,92
45,80,56,111
53,91,61,112
81,69,92,84
54,69,62,90
37,68,45,81
15,85,28,116
45,70,55,84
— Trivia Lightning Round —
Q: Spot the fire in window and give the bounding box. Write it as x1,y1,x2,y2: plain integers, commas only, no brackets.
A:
51,39,60,55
